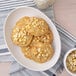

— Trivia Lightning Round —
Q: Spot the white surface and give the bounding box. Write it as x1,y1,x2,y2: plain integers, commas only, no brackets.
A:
4,6,61,71
64,48,76,76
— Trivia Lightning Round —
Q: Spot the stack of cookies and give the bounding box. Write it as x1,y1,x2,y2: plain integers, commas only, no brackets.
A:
11,16,54,63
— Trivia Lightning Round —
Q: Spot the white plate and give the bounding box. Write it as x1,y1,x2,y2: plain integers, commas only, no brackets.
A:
4,6,61,71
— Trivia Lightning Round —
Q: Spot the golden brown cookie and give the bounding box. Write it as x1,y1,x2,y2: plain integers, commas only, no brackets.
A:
25,17,49,36
31,42,54,63
11,25,33,47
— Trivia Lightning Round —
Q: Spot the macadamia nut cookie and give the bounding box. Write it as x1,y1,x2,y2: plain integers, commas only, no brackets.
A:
11,25,33,47
31,42,54,63
25,17,49,36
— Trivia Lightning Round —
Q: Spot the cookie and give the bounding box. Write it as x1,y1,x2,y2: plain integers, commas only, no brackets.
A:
31,42,54,63
25,17,49,36
11,25,33,47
